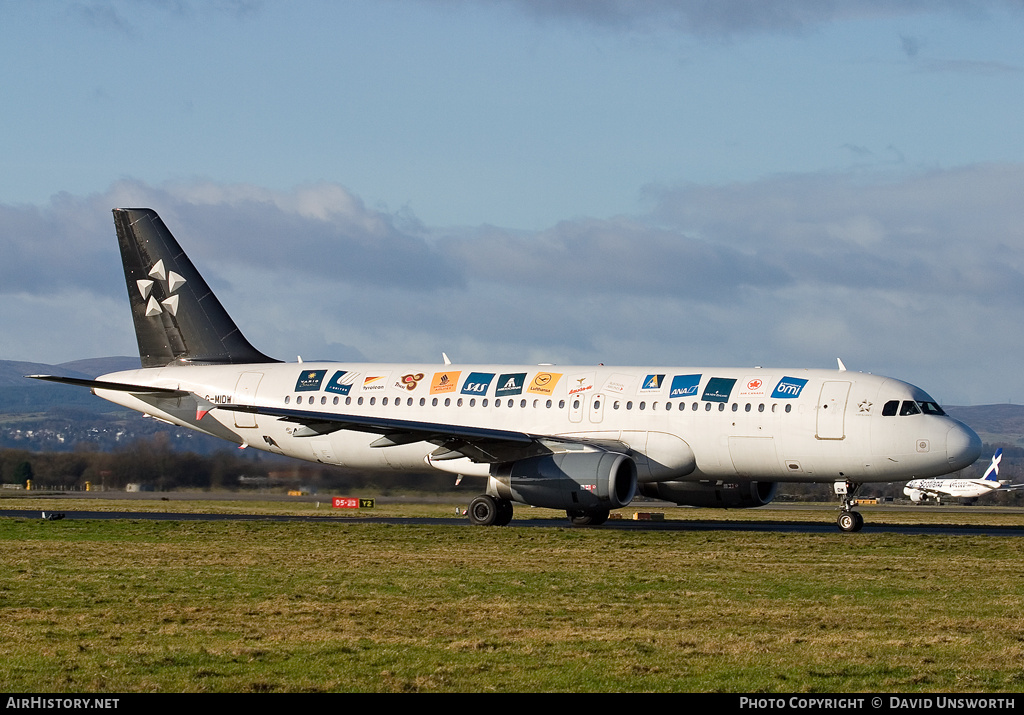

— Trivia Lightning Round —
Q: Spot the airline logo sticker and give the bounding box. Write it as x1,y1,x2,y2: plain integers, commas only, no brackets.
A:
461,372,495,395
669,374,702,398
527,372,562,396
702,377,736,402
325,370,360,395
139,259,187,317
396,373,425,391
295,370,327,392
601,374,634,394
495,373,527,397
639,374,666,394
771,377,808,399
567,372,596,395
361,373,390,392
738,376,772,397
430,371,462,395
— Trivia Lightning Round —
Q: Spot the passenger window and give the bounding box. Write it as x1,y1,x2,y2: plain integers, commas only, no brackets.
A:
718,403,725,411
546,400,552,408
731,403,738,412
613,401,620,410
431,398,438,407
333,396,339,405
520,399,526,408
626,401,633,410
457,398,463,407
785,404,791,413
445,398,451,407
370,397,376,406
483,399,489,407
639,402,646,411
382,397,388,406
882,400,899,416
358,397,364,405
705,403,712,411
346,397,351,406
692,402,698,411
284,396,290,404
745,403,751,412
558,400,565,409
419,398,425,406
470,398,476,407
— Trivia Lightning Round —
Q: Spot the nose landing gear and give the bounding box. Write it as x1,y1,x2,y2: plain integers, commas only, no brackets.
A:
834,479,865,532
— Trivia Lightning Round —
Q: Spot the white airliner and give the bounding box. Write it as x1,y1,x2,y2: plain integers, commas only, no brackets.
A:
904,449,1021,504
30,209,982,532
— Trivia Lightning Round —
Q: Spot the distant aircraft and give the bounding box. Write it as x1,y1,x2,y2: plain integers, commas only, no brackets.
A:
30,209,982,532
904,449,1021,504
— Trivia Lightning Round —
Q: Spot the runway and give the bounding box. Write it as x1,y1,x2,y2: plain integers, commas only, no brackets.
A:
2,505,1023,536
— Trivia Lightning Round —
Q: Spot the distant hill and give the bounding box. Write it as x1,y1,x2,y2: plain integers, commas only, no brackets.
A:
943,404,1024,449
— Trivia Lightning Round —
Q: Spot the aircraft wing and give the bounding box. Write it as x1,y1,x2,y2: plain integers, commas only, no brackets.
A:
215,402,574,463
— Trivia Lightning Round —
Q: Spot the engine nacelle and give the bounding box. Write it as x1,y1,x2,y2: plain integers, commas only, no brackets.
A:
490,451,637,511
638,480,778,508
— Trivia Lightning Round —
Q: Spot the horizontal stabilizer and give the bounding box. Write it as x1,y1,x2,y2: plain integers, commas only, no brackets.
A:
26,374,190,397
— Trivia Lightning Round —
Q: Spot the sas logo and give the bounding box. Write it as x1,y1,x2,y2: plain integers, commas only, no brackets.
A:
430,371,461,394
396,373,425,391
527,372,562,396
701,377,736,403
639,374,666,393
295,370,327,392
361,373,390,392
461,372,495,395
495,373,527,397
771,377,808,399
669,374,702,398
325,370,360,395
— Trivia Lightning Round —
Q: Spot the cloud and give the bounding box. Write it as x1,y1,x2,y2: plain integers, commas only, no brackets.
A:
481,0,1013,36
3,166,1024,403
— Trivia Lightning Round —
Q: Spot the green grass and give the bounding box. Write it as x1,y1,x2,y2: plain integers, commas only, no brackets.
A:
2,508,1024,692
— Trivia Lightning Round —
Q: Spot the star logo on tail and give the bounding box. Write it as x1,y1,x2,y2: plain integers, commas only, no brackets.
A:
137,259,186,316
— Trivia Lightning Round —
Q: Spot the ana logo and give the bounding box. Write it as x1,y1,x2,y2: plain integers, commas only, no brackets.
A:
495,373,527,397
138,259,187,317
295,370,327,392
771,377,808,399
396,373,425,391
325,370,359,395
462,372,495,395
669,374,701,398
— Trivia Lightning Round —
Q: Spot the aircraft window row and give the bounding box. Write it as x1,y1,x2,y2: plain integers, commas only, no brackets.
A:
881,400,946,417
282,394,795,414
284,394,571,409
609,400,792,414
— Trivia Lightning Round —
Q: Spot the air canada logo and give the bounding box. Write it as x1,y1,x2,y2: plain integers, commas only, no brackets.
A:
138,259,186,317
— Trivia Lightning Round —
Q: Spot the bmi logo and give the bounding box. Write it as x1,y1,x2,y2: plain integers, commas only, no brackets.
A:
138,259,186,317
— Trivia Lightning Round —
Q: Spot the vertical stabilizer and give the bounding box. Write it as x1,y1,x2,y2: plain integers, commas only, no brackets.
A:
982,448,1002,482
113,208,278,368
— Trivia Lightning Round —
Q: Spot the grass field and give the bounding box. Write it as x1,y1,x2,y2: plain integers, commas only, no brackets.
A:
2,498,1024,692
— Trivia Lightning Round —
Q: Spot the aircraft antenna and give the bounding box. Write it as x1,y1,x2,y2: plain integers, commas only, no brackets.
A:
837,358,847,372
443,352,452,365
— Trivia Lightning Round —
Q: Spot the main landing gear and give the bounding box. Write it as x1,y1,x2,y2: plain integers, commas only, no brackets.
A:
833,479,864,532
467,494,514,526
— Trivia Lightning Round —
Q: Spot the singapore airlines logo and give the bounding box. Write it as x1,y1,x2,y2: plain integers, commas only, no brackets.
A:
137,260,186,317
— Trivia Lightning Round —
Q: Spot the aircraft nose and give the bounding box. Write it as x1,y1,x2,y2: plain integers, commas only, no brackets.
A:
946,421,982,470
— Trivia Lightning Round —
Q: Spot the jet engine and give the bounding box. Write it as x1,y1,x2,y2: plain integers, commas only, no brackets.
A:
489,451,637,511
638,480,777,508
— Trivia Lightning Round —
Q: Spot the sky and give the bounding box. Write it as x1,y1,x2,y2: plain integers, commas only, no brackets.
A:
1,0,1024,405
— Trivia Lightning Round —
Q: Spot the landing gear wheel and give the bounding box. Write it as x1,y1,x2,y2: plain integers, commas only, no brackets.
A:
837,510,864,533
468,496,514,526
468,495,499,526
568,509,609,526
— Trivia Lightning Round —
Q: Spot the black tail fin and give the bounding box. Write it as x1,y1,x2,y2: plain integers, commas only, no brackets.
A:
113,208,279,368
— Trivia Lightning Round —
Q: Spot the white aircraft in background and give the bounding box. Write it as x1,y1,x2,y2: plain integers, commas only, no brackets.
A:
904,449,1021,504
30,209,982,532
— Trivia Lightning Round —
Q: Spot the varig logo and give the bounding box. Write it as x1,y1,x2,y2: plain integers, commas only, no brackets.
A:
295,370,327,392
138,259,186,317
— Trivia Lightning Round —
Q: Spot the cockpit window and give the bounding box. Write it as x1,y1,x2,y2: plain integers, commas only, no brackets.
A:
899,400,921,416
917,401,945,416
882,400,899,416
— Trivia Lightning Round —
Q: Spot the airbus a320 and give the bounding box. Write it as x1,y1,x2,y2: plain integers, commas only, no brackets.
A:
30,209,982,532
